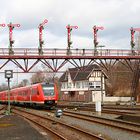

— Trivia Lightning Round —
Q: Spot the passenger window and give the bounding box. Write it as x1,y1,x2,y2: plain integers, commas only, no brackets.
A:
32,88,37,95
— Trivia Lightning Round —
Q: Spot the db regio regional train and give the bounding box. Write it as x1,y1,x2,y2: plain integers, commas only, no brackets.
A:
0,83,58,108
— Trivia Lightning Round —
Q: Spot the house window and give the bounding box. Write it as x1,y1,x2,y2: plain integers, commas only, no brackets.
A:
62,83,65,89
64,82,67,89
85,81,89,88
89,82,94,88
95,81,101,89
89,81,101,90
81,81,88,88
82,81,85,88
73,82,75,88
61,83,64,89
76,82,80,88
97,72,101,77
68,83,72,88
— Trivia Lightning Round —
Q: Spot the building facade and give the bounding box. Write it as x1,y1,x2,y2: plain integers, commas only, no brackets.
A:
59,65,107,102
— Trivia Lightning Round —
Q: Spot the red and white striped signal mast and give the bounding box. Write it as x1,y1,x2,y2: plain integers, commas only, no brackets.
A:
93,25,104,55
38,19,48,55
7,22,20,55
130,27,140,52
66,24,78,54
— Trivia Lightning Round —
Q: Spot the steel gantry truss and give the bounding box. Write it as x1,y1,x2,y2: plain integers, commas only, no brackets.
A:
0,48,140,73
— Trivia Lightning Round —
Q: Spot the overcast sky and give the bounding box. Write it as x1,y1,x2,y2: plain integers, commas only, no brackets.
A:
0,0,140,50
0,0,140,85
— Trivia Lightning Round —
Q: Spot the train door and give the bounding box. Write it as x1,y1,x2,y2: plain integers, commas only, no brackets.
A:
29,87,32,104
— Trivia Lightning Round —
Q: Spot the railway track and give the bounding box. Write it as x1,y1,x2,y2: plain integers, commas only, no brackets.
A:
57,104,140,111
103,106,140,111
0,107,5,111
98,109,136,115
0,105,8,113
0,105,9,117
62,110,140,134
0,105,6,111
75,107,138,115
12,108,105,140
57,105,140,115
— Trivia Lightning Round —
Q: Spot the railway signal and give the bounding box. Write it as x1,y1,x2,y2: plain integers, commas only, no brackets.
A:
5,70,13,115
38,19,48,55
93,25,104,55
0,24,6,27
66,24,78,55
7,22,20,55
130,27,140,104
130,27,140,53
0,24,6,35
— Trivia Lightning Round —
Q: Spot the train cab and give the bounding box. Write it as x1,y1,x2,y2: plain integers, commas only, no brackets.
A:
41,83,58,107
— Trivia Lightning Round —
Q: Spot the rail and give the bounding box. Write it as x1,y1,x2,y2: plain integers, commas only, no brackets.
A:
63,110,140,134
13,108,105,140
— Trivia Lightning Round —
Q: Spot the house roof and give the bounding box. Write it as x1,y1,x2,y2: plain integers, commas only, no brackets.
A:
59,71,68,82
59,64,105,82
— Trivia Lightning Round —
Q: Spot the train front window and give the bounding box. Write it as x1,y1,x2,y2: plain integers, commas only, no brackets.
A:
42,85,54,96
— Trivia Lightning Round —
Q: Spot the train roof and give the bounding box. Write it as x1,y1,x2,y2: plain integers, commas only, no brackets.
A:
0,83,54,93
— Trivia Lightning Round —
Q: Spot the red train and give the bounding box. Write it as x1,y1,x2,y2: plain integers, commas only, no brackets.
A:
0,83,58,108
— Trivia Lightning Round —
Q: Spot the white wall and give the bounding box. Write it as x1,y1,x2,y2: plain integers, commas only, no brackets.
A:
92,91,102,102
103,97,131,102
92,91,131,102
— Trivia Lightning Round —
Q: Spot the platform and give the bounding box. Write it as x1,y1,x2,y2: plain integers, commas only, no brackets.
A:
0,114,48,140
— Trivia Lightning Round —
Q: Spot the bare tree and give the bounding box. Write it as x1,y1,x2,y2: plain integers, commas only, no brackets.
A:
18,79,29,87
0,83,8,91
30,70,46,84
106,61,132,96
41,64,56,82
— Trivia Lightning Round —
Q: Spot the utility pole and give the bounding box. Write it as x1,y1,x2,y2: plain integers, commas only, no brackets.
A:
38,19,48,55
7,22,20,55
66,24,78,55
93,25,104,55
5,70,13,115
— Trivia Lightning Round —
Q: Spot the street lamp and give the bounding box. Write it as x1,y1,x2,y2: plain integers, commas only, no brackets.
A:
5,70,13,115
